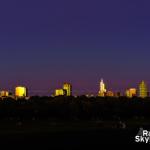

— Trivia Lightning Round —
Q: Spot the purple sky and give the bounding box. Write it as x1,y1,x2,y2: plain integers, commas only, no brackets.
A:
0,0,150,95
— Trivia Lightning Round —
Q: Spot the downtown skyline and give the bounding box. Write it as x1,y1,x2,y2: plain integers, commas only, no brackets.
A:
0,0,150,147
0,79,149,97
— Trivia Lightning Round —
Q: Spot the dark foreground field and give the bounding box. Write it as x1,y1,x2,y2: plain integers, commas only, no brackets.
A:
0,119,149,149
0,97,150,148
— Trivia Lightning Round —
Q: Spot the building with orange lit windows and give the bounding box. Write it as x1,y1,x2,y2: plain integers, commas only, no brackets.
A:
98,79,107,97
126,88,136,98
139,81,148,98
55,89,66,96
15,86,27,98
63,83,72,96
0,91,9,97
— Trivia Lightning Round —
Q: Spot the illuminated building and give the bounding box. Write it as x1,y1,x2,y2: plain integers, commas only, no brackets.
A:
55,89,66,96
63,83,72,96
98,79,106,97
126,88,136,98
106,91,114,97
15,86,27,98
139,81,148,98
0,91,9,97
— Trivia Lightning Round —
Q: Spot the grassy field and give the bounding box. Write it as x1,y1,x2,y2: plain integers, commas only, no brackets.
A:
0,119,149,148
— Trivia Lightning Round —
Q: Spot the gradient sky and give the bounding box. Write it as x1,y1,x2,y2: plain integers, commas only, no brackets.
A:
0,0,150,95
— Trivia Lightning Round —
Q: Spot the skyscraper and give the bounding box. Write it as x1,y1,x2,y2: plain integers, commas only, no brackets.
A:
139,81,148,98
98,79,106,97
126,88,136,98
15,86,27,98
63,83,72,96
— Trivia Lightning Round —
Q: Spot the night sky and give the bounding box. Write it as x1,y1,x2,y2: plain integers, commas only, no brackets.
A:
0,0,150,95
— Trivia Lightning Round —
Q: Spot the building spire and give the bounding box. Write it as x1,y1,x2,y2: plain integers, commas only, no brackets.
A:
98,78,106,97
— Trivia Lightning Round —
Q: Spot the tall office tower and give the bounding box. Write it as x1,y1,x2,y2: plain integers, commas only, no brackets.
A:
63,83,72,96
55,89,66,96
126,88,136,98
15,86,27,98
139,81,148,98
98,79,106,97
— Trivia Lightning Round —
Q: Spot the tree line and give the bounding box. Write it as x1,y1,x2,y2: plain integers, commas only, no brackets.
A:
0,96,150,121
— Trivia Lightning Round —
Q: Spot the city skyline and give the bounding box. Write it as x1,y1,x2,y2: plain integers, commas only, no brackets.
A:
0,0,150,147
0,79,149,97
